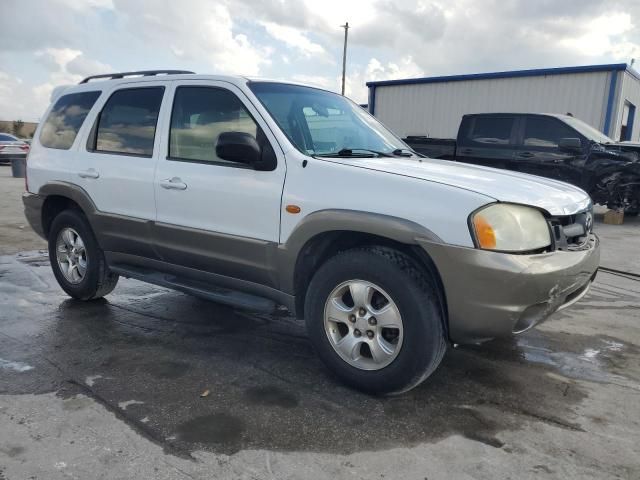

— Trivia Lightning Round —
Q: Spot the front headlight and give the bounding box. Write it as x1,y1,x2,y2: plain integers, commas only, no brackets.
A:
470,203,551,252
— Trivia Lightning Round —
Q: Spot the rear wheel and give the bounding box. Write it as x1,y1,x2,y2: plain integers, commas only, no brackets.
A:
48,209,119,300
305,246,447,394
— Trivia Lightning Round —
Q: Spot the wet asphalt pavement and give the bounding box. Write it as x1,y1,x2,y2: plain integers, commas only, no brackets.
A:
1,249,640,479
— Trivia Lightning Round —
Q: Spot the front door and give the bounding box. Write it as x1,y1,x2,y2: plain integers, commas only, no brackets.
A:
153,81,286,287
513,116,584,186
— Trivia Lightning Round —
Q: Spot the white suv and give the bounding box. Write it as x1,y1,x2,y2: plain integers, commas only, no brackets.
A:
23,70,599,394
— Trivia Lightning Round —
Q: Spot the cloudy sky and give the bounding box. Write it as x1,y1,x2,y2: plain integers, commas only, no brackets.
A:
1,0,639,121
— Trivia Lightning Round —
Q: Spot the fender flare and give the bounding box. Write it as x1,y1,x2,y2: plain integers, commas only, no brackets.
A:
39,181,99,217
276,209,442,293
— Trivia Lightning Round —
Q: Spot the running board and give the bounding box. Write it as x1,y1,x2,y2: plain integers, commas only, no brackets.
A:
109,264,277,313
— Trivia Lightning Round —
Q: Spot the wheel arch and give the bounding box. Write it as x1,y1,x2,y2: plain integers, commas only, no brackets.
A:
39,182,98,238
279,210,449,338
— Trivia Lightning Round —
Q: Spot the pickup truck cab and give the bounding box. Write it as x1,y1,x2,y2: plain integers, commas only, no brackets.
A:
23,71,599,394
405,113,640,213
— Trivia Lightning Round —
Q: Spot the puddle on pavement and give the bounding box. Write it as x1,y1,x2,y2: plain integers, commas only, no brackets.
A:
467,331,640,386
1,253,639,456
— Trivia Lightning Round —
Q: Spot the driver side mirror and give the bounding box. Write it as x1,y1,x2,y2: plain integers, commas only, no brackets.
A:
558,137,582,152
216,131,277,171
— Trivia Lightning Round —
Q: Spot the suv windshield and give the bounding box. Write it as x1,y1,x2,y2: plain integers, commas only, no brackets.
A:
562,116,613,144
248,82,407,157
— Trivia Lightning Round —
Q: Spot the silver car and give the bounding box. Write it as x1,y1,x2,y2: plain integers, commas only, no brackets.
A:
0,133,30,164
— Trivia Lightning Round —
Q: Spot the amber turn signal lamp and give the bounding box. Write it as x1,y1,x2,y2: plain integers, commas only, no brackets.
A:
473,214,496,249
286,205,301,214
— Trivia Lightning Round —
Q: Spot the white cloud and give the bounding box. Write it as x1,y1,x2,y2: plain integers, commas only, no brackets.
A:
345,56,424,103
559,13,638,58
117,1,271,75
261,22,326,57
2,0,640,121
302,0,377,30
0,49,113,121
0,72,50,122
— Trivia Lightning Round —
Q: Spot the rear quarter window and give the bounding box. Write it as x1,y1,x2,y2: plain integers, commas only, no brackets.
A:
40,91,101,149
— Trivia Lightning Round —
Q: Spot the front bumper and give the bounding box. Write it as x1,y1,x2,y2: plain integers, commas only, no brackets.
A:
22,192,46,239
419,234,600,343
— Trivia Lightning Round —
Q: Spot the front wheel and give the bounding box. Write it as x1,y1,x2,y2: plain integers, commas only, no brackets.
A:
305,247,447,395
48,209,119,300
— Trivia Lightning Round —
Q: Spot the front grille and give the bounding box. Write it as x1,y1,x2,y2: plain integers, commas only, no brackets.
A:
548,207,593,251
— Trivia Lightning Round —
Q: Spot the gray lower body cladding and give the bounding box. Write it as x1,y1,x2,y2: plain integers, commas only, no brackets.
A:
419,235,600,343
24,188,600,344
22,192,46,238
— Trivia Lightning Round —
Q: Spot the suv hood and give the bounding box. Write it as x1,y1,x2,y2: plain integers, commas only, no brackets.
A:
331,156,591,216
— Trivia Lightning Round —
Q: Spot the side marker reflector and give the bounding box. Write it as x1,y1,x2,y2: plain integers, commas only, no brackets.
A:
286,205,301,214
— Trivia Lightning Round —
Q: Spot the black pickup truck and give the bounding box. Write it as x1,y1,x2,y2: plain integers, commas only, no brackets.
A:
404,113,640,213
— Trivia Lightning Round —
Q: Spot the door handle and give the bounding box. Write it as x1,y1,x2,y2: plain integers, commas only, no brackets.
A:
160,177,187,190
518,152,534,158
78,168,100,179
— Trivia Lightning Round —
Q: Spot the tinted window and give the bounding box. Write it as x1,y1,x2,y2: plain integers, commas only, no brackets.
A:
169,87,258,164
40,91,101,149
524,117,577,148
95,87,164,156
0,133,18,141
467,117,513,145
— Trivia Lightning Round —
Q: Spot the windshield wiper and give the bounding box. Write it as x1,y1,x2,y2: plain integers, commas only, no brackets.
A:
315,148,393,158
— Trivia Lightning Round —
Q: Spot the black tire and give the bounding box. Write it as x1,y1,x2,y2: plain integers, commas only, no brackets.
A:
304,246,447,395
48,209,119,300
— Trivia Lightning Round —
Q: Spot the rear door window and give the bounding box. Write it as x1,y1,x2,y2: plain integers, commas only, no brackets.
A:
523,117,579,148
93,87,164,157
466,117,514,146
40,91,101,149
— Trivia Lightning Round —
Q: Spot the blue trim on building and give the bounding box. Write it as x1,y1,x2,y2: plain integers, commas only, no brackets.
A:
624,102,636,141
368,85,376,115
366,63,628,87
603,70,619,136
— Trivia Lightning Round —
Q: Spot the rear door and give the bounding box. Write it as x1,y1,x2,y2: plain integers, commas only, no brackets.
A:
153,80,286,287
455,115,517,170
79,82,169,257
513,116,585,185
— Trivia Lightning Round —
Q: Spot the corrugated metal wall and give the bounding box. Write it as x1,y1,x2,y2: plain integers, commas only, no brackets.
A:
613,71,640,142
373,71,612,139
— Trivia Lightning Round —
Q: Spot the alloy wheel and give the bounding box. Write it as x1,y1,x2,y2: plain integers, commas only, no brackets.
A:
323,280,404,370
56,227,87,284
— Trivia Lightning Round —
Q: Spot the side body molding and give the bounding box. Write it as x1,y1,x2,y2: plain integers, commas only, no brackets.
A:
276,209,443,294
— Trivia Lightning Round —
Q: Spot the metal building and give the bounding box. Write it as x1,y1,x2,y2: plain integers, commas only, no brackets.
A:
366,63,640,142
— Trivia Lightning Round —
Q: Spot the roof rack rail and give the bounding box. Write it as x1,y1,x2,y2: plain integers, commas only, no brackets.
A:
79,69,195,84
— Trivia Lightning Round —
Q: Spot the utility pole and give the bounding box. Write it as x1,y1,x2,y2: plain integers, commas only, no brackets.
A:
341,22,349,95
